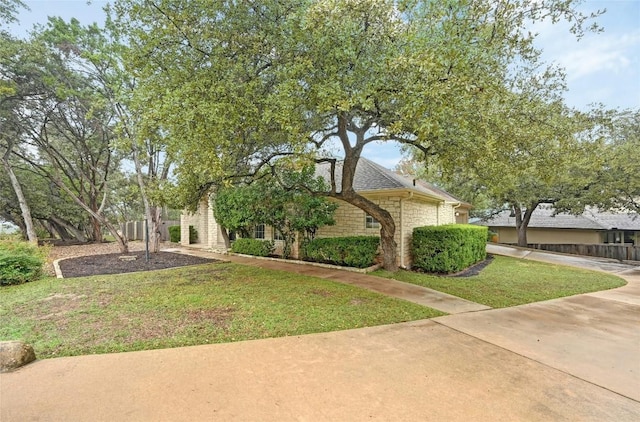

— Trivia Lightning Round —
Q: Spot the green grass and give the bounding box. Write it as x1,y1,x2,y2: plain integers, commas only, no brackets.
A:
375,255,626,308
0,263,442,358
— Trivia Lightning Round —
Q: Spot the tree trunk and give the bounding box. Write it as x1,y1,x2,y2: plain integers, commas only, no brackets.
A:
145,205,162,253
1,154,38,244
131,144,168,253
516,224,528,247
50,215,88,242
512,203,538,248
54,178,128,253
220,226,230,249
328,140,398,271
41,220,59,239
87,216,99,242
334,191,397,270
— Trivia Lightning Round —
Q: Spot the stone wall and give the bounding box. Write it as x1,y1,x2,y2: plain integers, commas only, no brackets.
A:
316,196,402,247
180,198,225,248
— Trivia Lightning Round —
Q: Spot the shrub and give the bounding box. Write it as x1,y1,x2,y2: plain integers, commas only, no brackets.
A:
301,236,379,268
0,239,47,286
231,238,274,257
168,226,180,243
412,224,487,273
189,225,198,244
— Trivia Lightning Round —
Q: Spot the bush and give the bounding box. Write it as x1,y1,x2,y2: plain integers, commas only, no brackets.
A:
412,224,487,273
168,225,198,243
0,239,47,286
231,238,274,257
168,226,180,243
189,225,198,244
301,236,379,268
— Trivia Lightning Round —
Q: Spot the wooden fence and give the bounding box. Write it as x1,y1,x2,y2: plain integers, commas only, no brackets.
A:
120,220,179,242
527,243,640,262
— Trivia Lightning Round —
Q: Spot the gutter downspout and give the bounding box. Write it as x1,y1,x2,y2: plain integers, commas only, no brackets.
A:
452,202,461,223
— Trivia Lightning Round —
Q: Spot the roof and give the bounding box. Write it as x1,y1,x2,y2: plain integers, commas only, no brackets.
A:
478,204,640,231
315,158,470,206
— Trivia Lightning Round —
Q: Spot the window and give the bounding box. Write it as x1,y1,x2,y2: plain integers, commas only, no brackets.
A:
273,227,284,241
365,214,380,229
254,224,265,239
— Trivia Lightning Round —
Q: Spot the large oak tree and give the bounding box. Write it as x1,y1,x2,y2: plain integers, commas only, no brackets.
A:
114,0,600,270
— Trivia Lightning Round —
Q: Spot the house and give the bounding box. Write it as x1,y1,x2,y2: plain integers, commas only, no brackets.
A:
479,204,639,246
181,158,471,267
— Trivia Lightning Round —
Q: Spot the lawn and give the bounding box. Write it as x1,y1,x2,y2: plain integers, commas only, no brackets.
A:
0,262,441,358
374,255,626,308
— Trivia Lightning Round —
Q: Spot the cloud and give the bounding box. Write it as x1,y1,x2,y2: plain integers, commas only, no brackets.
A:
528,1,640,108
554,31,640,81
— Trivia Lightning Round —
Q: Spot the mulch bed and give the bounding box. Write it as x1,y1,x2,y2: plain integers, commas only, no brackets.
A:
58,251,218,278
446,255,494,277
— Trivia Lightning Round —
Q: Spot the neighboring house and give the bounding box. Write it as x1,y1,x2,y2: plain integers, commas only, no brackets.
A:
181,158,471,267
479,204,639,246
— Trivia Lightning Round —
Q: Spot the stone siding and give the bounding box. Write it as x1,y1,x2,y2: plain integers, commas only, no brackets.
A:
399,198,458,267
180,197,225,248
316,196,402,249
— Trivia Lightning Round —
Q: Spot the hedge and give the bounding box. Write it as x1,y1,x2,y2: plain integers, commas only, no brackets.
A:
412,224,487,273
0,239,46,286
231,238,274,257
168,226,180,243
301,236,380,268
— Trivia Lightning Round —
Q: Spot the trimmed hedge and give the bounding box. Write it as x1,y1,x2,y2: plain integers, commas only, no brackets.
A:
0,239,46,286
412,224,488,273
301,236,380,268
168,226,180,243
231,238,274,257
168,225,198,243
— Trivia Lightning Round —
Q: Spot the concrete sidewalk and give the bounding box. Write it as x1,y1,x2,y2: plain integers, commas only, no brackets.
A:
2,320,639,421
437,244,640,401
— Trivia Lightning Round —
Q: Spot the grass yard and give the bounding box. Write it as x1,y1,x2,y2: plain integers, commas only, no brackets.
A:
0,262,441,358
375,255,626,308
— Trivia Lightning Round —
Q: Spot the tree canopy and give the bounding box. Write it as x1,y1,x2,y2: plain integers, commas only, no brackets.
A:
112,0,603,270
2,11,176,250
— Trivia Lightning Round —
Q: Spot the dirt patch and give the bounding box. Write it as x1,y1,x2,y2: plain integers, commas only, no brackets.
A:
184,307,235,328
58,251,218,278
311,289,334,298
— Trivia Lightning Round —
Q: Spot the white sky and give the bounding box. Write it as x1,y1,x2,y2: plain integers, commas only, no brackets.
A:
11,0,640,170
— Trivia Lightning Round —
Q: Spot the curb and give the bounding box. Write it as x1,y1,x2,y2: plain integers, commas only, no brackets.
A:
52,258,64,279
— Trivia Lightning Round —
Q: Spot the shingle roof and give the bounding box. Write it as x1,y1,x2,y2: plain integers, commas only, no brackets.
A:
478,204,640,230
316,158,469,205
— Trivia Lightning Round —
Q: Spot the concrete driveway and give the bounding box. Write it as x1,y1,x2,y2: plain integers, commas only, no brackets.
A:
1,246,639,421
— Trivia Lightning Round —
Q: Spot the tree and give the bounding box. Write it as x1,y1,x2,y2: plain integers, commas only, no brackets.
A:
603,110,640,213
574,110,640,214
408,96,605,247
213,170,337,258
0,156,93,241
1,4,41,243
115,0,601,270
